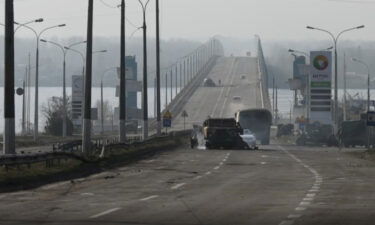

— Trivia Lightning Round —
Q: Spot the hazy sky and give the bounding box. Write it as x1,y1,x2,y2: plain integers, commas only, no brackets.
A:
0,0,374,41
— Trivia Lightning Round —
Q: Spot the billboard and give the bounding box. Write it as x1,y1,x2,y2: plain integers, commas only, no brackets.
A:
309,51,333,125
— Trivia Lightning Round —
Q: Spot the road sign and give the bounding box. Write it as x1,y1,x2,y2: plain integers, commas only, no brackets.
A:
163,110,172,120
16,87,24,96
367,111,375,126
163,110,172,128
181,110,188,118
163,118,172,128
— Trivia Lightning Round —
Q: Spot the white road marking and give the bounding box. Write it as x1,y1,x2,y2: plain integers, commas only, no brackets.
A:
261,162,267,165
193,176,203,180
171,183,186,190
205,171,212,175
279,220,294,225
81,193,95,196
90,207,121,219
295,207,306,211
287,214,301,219
279,146,323,224
219,162,224,166
300,201,311,206
214,166,220,170
140,195,159,201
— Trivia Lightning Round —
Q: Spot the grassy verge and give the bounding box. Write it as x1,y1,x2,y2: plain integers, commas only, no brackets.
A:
0,135,188,193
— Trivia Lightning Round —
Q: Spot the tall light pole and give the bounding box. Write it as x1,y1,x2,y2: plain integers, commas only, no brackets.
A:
101,67,117,135
119,0,127,142
65,46,85,76
155,0,162,136
83,0,94,154
351,58,370,112
352,57,371,149
306,25,365,132
40,39,69,137
138,0,151,140
4,0,15,154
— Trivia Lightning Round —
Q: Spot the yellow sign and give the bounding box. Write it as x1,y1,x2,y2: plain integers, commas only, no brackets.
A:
163,110,172,119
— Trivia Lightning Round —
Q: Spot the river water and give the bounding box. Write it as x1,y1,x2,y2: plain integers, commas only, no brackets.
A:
0,87,370,134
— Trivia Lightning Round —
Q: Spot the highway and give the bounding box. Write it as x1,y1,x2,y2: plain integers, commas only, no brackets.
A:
1,57,375,225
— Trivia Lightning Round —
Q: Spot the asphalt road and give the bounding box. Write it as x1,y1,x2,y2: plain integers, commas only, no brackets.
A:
2,57,375,225
2,144,375,225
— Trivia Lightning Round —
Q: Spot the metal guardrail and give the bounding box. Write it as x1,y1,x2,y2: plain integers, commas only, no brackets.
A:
257,37,272,110
0,131,184,169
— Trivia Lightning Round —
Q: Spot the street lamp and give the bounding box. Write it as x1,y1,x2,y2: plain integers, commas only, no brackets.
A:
351,58,370,112
100,67,117,135
16,23,66,141
351,57,371,149
137,0,151,140
306,25,365,132
40,39,69,137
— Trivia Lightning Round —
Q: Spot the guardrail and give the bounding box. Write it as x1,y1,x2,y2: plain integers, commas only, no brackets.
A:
0,131,188,170
256,37,272,110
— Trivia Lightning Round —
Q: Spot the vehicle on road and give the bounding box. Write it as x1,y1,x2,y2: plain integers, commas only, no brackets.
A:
240,129,258,150
203,118,247,149
296,122,338,146
203,78,216,87
235,109,272,145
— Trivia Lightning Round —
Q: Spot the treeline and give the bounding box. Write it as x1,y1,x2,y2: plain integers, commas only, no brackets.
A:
0,36,201,87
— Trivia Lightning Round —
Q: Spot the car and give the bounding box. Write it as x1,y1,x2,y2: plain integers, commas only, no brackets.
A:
233,96,242,101
203,78,216,87
240,129,258,150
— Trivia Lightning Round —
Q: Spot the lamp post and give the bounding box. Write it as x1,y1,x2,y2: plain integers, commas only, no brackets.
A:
40,39,69,137
4,0,15,154
119,0,127,142
137,0,151,140
83,0,94,155
351,57,371,149
351,58,370,112
155,0,162,136
100,67,117,135
16,23,66,141
306,25,365,132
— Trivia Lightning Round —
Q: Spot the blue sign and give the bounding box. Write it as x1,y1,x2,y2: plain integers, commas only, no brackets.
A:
367,111,375,126
163,118,172,128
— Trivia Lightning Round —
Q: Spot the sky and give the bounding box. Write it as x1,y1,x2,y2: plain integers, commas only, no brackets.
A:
0,0,374,41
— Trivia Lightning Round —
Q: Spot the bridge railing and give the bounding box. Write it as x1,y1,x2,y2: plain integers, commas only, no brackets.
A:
256,37,272,110
149,38,224,130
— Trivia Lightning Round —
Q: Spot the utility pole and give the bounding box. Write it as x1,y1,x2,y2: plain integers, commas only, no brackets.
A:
100,80,104,134
170,69,173,103
272,75,275,122
119,0,126,142
82,0,94,154
4,0,16,154
165,73,168,108
139,0,150,140
175,65,178,96
343,53,347,121
22,70,26,135
155,0,161,136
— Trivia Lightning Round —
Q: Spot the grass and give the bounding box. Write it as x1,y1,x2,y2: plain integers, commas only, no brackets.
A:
0,135,188,193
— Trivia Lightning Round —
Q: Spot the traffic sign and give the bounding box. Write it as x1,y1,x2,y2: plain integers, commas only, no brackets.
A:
181,110,188,118
163,110,172,119
163,118,172,128
367,111,375,126
16,87,24,96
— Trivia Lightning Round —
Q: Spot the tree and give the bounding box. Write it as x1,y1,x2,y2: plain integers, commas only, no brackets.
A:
43,96,74,136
